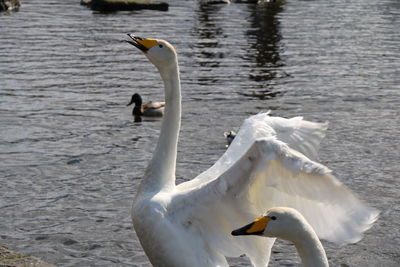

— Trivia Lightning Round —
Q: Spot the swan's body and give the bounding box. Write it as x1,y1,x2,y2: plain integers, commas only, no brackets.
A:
127,93,165,117
126,34,378,266
232,207,329,267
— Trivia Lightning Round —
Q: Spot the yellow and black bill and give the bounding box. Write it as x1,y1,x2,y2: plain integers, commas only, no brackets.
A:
231,216,270,236
125,34,158,52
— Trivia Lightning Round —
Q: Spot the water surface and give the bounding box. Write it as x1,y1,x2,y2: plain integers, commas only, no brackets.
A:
1,0,399,266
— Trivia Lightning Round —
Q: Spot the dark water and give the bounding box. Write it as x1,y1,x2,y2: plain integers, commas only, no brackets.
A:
1,0,399,266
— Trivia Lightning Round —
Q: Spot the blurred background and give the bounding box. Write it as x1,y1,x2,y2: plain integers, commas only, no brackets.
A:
0,0,399,266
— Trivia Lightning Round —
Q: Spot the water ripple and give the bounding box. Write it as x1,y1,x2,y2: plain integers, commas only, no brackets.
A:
1,0,399,266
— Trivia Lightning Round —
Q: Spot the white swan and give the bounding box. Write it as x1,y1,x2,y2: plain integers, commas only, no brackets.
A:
125,34,378,266
232,207,329,267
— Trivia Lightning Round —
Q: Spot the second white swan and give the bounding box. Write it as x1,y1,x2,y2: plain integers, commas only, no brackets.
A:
232,207,329,267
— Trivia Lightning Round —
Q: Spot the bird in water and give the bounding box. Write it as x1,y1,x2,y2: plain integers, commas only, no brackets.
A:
125,34,378,267
224,130,237,147
232,207,330,267
127,93,165,122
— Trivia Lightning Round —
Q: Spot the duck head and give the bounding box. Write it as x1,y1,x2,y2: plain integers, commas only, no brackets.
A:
127,93,143,107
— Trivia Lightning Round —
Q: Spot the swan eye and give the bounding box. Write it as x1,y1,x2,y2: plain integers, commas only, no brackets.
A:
159,44,163,48
270,216,277,220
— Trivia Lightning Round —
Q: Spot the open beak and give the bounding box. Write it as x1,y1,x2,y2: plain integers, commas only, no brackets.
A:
231,216,270,236
125,34,158,52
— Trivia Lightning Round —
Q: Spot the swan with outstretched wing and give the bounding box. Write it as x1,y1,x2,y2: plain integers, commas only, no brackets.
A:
125,35,378,267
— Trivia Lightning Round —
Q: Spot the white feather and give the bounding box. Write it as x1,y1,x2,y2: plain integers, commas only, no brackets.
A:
127,36,378,267
174,137,378,265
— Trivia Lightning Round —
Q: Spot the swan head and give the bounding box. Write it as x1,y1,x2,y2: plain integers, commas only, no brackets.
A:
126,34,177,71
231,207,308,241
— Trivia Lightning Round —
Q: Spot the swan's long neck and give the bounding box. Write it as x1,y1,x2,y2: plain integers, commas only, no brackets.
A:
292,224,329,267
140,61,181,193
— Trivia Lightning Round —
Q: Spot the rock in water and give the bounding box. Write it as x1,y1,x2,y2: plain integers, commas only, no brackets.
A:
0,0,20,12
82,0,169,12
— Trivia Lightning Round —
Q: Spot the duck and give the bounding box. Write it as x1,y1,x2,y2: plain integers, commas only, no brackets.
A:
232,207,329,267
127,93,165,117
125,34,378,267
224,130,237,147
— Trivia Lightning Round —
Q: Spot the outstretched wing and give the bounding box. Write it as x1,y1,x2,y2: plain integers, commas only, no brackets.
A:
172,114,378,266
177,112,327,191
257,113,328,161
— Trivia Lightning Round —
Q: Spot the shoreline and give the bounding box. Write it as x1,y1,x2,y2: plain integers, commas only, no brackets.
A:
0,246,55,267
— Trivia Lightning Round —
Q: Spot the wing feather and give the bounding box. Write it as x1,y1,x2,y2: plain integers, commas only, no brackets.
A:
172,137,378,266
177,112,328,192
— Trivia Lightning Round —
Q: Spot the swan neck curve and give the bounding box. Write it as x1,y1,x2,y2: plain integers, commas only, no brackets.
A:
292,224,329,267
140,61,181,193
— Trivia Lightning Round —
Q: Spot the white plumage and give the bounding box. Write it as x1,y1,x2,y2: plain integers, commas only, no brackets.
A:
125,34,378,266
232,207,330,267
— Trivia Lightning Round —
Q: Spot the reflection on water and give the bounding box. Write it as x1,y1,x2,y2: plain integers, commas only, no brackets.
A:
193,3,225,50
191,2,226,87
191,1,285,99
241,1,285,99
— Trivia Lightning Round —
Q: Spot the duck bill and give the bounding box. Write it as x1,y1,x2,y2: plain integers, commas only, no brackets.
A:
125,34,158,52
127,98,134,106
231,216,270,236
